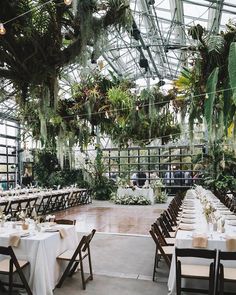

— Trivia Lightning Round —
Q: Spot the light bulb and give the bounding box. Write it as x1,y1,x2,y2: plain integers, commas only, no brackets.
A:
64,0,72,5
0,23,6,35
97,60,104,70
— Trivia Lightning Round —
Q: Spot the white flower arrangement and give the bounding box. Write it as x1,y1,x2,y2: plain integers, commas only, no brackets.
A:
203,201,216,222
150,179,166,203
150,179,164,190
16,210,27,221
155,191,168,203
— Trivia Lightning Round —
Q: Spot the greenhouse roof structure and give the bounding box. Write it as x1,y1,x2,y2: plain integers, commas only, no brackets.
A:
99,0,235,85
0,0,235,119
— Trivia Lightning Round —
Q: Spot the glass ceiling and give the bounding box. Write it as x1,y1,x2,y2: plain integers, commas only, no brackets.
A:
97,0,236,87
1,0,235,120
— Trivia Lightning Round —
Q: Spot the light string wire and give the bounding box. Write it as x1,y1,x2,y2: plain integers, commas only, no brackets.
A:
1,0,67,26
20,86,236,146
43,85,236,120
80,127,236,149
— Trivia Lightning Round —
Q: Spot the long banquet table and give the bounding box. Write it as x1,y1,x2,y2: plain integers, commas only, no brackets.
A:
0,223,77,295
168,187,236,294
0,187,91,216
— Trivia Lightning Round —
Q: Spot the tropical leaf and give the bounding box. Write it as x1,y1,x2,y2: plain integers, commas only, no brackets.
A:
228,122,234,137
223,85,233,135
181,67,192,80
228,42,236,104
204,67,219,138
207,35,225,55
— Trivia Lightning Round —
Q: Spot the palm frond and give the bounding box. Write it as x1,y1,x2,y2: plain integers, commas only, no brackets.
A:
204,67,219,140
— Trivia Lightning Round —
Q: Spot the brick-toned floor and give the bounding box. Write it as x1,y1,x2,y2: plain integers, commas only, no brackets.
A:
55,200,167,235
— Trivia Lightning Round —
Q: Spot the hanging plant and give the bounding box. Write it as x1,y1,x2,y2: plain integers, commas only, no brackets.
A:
0,0,133,148
173,21,236,144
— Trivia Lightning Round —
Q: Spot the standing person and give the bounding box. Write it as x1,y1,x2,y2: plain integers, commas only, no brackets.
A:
22,171,32,187
164,166,174,185
184,170,192,186
164,166,174,194
174,166,184,186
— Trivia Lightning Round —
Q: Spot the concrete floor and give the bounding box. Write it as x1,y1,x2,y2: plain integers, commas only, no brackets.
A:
54,274,168,295
54,232,169,295
53,200,170,295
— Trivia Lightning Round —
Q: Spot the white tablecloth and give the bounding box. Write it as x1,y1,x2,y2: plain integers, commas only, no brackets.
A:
117,187,154,204
168,187,236,294
0,224,77,295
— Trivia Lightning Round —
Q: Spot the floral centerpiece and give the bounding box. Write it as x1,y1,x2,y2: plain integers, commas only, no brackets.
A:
16,210,29,230
150,179,166,203
203,202,216,223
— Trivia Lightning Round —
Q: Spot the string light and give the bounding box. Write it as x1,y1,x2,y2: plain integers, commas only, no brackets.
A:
0,23,6,35
64,0,72,5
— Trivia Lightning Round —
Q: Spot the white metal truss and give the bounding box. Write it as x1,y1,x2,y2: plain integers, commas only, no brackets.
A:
99,0,231,86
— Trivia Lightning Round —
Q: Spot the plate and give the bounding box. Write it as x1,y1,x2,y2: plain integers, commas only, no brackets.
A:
183,207,195,210
20,232,30,237
228,221,236,226
225,215,236,220
182,213,195,219
179,224,195,231
181,218,195,224
44,228,59,232
183,210,195,214
221,211,234,215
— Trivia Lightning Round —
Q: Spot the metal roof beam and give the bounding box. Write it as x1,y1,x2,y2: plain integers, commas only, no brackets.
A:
207,0,224,34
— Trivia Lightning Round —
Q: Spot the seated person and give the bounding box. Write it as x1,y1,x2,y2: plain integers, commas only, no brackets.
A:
136,171,147,187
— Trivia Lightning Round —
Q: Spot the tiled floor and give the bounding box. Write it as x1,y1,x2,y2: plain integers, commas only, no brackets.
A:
55,200,168,235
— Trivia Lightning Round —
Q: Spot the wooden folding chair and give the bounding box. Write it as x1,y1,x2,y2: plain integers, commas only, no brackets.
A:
153,221,175,246
149,225,173,281
0,246,32,295
217,250,236,295
36,194,51,215
56,229,96,290
159,215,176,238
175,247,217,295
162,211,177,232
0,200,9,215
